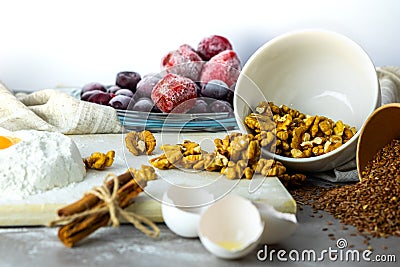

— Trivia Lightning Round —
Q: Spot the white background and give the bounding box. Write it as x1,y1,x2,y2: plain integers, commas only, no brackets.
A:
0,0,399,90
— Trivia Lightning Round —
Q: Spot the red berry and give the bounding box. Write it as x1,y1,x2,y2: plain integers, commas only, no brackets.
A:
197,35,233,61
161,44,203,81
151,73,197,113
199,50,241,88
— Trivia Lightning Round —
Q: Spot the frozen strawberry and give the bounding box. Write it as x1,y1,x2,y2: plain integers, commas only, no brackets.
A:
199,50,241,88
197,35,233,61
151,73,197,113
161,44,203,81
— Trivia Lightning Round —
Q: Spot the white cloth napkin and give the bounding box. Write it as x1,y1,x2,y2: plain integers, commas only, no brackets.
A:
0,82,123,134
314,66,400,182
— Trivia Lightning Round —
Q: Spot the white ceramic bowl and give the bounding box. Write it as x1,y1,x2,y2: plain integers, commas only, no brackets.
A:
234,30,380,172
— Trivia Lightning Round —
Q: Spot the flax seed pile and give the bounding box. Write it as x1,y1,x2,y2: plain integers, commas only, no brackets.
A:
290,138,400,239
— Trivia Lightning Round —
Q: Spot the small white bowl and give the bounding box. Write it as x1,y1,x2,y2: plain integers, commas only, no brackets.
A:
234,29,380,172
161,185,214,238
198,194,264,259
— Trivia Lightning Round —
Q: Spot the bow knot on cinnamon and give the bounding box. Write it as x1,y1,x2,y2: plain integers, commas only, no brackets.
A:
48,166,159,247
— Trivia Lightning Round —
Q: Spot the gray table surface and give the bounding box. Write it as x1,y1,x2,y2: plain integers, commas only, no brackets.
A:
0,202,398,267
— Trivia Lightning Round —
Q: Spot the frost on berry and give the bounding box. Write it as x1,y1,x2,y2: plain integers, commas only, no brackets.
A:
197,35,233,61
199,50,241,88
161,44,204,81
151,73,197,113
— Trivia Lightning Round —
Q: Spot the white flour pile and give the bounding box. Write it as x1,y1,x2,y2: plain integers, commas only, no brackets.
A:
0,128,86,199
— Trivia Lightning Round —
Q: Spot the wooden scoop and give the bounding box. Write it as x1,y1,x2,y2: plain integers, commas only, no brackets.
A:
356,103,400,180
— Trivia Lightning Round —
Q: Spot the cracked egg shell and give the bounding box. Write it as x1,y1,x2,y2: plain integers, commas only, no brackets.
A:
253,202,298,245
161,185,215,238
198,194,264,259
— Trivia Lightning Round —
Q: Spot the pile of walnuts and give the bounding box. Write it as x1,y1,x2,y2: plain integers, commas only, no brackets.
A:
146,132,306,187
245,102,357,158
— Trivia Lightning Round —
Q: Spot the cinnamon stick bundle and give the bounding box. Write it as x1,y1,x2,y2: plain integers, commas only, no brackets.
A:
57,171,134,217
49,167,159,248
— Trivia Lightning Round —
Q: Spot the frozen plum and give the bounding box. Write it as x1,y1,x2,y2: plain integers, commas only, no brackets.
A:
81,82,106,95
131,98,154,112
200,80,229,100
151,73,197,113
208,100,233,113
107,85,121,94
199,50,241,88
161,44,203,81
87,91,113,105
81,89,106,101
188,99,208,113
116,71,141,92
224,82,236,106
136,73,163,98
197,35,233,61
109,95,132,110
115,88,134,98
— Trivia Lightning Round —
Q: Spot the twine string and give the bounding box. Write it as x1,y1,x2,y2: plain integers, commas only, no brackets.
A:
48,173,160,238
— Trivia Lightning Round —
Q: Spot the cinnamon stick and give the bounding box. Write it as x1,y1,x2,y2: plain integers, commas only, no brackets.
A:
58,211,110,248
57,171,133,217
49,166,159,248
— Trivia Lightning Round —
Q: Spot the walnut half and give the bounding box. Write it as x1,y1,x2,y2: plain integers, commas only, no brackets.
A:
125,130,156,156
83,150,115,170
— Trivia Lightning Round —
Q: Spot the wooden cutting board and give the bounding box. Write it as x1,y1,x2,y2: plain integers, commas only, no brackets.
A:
0,133,296,226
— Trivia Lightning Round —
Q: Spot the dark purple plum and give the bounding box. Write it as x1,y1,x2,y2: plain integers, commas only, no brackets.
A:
116,71,141,92
135,73,162,98
87,91,112,105
81,82,107,95
131,98,154,112
81,89,106,101
109,95,133,110
188,99,208,113
115,88,134,98
200,80,229,100
226,83,235,106
208,100,233,113
107,85,121,94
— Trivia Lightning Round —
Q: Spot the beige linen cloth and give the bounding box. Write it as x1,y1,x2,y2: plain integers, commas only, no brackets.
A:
314,66,400,182
0,83,123,134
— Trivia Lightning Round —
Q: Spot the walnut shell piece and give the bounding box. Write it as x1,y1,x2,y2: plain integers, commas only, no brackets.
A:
125,130,156,156
83,150,115,170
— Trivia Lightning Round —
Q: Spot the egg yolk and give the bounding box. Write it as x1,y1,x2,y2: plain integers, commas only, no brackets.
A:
0,136,20,149
217,241,244,251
